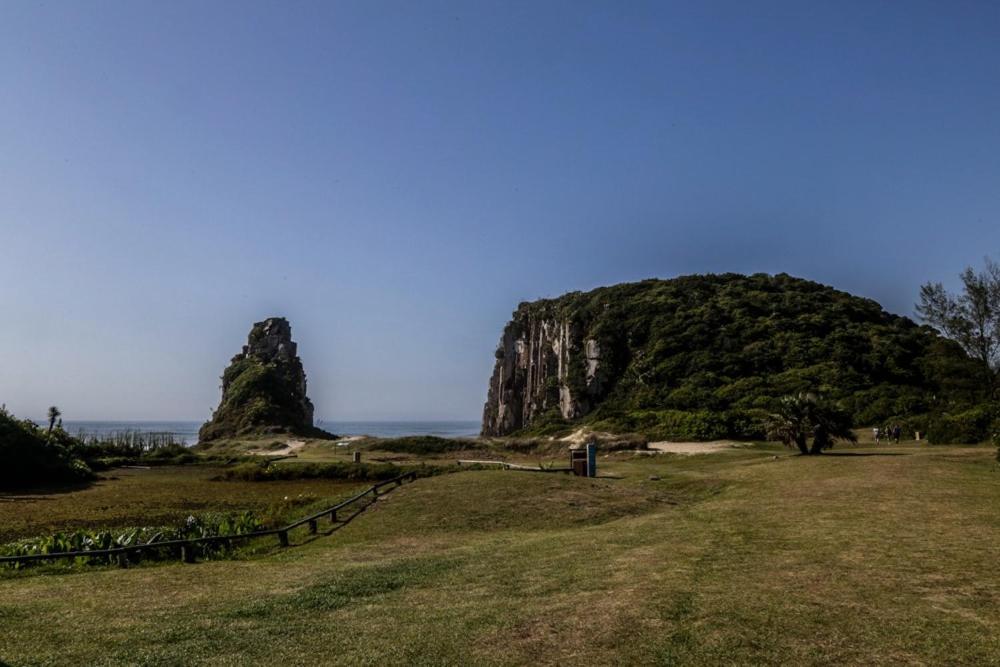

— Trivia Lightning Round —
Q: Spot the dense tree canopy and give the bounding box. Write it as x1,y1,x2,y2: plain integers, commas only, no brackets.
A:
516,273,986,439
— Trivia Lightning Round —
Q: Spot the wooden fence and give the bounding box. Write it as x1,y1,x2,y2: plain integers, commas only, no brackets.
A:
0,470,417,568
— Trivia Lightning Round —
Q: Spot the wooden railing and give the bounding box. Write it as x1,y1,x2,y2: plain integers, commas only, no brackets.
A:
0,471,418,567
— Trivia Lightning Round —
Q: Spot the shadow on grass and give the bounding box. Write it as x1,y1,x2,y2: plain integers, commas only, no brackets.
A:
290,484,410,546
820,452,910,457
0,479,94,500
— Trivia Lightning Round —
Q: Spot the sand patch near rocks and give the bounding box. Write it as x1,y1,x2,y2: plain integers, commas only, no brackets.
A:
646,441,743,455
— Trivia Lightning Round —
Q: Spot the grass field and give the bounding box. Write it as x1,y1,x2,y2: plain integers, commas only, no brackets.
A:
2,442,999,665
0,466,366,542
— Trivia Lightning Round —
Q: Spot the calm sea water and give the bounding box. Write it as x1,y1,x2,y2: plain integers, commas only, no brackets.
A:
59,420,480,445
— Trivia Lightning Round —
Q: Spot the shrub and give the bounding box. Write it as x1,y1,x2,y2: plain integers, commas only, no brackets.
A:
586,408,767,441
216,460,444,482
369,436,478,455
67,431,199,468
926,404,996,444
0,408,93,489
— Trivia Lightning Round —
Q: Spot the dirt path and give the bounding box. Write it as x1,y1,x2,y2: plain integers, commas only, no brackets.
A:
249,439,306,456
646,440,743,455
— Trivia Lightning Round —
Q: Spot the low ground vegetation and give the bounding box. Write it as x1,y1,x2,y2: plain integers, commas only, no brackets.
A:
2,442,999,664
217,459,447,482
1,511,263,569
0,466,365,543
70,431,199,469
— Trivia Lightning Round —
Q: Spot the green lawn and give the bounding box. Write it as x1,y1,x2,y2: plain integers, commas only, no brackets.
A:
2,443,999,665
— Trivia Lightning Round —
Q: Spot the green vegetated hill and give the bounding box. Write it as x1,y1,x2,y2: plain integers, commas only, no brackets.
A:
199,317,334,443
482,273,987,440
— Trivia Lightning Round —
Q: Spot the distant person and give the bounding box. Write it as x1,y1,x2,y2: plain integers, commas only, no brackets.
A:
873,426,881,445
893,424,901,444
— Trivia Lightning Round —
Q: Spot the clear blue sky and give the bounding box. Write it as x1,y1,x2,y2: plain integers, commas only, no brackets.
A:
1,1,998,421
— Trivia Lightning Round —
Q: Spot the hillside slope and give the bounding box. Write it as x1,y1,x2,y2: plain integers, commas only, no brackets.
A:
482,273,982,438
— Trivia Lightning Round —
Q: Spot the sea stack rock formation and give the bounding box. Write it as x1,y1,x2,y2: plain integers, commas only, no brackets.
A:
481,273,979,438
199,317,331,442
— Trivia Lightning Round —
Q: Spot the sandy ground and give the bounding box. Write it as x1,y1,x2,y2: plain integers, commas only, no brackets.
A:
249,439,306,456
646,440,743,455
248,435,366,456
560,428,617,447
561,428,742,455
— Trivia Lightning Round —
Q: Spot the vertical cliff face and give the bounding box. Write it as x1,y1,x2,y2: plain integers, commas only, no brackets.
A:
481,306,608,436
199,317,329,442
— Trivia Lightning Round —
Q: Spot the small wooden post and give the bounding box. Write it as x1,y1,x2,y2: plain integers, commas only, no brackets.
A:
117,551,128,568
278,530,289,547
308,519,317,534
330,509,337,522
181,544,195,563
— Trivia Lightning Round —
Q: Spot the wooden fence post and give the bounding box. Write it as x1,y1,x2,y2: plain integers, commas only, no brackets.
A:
278,531,289,547
308,519,317,534
330,509,337,522
181,544,195,563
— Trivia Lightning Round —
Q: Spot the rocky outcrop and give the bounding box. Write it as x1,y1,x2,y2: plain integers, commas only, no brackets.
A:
481,308,609,436
199,317,332,442
482,273,981,438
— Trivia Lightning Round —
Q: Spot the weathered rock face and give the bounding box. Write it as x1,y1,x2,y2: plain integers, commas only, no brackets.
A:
481,309,608,436
199,317,328,442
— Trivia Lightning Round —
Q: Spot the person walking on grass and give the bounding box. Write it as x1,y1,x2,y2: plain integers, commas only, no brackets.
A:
893,424,901,444
873,426,881,445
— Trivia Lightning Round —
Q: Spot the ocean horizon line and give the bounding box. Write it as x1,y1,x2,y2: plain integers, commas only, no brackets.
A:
48,418,480,424
51,419,482,444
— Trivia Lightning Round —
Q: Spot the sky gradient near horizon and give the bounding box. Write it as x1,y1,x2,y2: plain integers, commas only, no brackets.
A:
2,1,999,421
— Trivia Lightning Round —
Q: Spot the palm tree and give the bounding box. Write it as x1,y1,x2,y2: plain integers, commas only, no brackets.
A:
766,393,857,455
766,394,810,454
47,406,61,435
